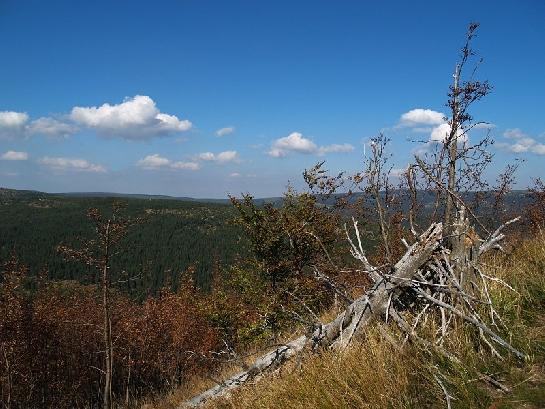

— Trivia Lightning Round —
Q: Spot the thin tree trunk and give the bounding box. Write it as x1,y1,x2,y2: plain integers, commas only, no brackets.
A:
444,64,460,233
103,220,112,409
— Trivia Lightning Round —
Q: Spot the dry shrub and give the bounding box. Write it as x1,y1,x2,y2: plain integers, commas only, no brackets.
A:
526,178,545,234
193,233,545,409
0,264,220,409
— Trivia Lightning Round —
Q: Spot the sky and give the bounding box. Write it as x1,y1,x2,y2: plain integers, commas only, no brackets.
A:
0,0,544,198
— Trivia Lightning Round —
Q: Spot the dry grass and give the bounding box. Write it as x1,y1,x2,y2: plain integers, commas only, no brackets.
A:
146,234,545,409
209,329,442,409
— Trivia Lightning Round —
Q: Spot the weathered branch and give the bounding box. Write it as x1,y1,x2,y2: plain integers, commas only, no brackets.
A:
181,223,443,407
479,217,520,255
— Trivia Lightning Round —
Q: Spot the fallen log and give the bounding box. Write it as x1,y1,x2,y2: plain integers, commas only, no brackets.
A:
182,222,443,407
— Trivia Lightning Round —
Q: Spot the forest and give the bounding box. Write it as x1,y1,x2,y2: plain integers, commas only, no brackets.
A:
0,188,247,294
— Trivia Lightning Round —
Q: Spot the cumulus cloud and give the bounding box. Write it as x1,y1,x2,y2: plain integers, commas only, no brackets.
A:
39,156,106,173
399,109,445,127
137,154,200,170
429,123,466,143
197,150,239,163
497,128,545,155
398,108,476,151
28,117,78,138
0,111,30,139
137,154,171,168
0,111,29,128
0,110,78,139
268,132,354,158
1,150,28,160
269,132,317,157
70,95,192,140
216,126,235,137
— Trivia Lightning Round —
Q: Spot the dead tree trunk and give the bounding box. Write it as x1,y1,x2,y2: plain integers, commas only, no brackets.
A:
449,207,479,299
181,223,443,407
183,210,524,407
444,64,460,233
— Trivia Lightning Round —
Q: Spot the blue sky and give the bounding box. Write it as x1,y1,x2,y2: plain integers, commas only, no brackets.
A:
0,0,544,198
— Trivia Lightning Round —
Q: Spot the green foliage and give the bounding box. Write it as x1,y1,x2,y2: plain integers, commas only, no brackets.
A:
230,188,339,288
0,190,247,295
216,188,344,346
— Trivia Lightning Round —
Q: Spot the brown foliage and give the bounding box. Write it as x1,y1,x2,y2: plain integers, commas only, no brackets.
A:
526,178,545,233
0,260,220,409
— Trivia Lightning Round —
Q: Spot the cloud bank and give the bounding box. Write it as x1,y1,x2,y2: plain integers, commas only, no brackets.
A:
0,111,76,139
39,156,106,173
1,95,192,142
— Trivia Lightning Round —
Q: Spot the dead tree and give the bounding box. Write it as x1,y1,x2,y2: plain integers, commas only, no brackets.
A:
182,213,522,407
182,22,524,408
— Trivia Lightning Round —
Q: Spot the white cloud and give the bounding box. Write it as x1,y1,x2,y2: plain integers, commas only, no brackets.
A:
39,156,106,172
399,109,445,127
0,111,29,127
269,132,317,157
498,129,545,155
398,108,474,148
197,150,239,163
198,152,216,161
229,172,241,177
216,151,238,163
137,153,200,170
532,144,545,155
0,111,77,139
137,154,171,168
216,126,235,137
28,117,78,138
0,111,29,139
503,128,526,139
70,95,192,140
1,150,28,160
429,123,465,143
268,132,354,158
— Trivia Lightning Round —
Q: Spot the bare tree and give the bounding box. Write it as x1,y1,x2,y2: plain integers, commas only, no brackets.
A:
182,23,525,408
58,203,131,409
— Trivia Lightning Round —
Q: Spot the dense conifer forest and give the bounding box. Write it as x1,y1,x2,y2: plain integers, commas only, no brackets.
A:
0,188,247,295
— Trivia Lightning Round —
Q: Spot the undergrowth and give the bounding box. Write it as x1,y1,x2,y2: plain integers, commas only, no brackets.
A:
147,234,545,409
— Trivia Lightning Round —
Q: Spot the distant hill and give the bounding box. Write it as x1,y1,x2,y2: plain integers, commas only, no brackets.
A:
0,187,531,297
0,188,286,205
0,187,250,295
54,191,231,203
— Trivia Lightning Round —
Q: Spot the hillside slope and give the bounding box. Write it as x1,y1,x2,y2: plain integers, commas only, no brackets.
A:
152,234,545,409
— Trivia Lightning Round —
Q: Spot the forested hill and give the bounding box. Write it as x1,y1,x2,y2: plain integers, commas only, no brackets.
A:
0,187,531,297
0,188,248,296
